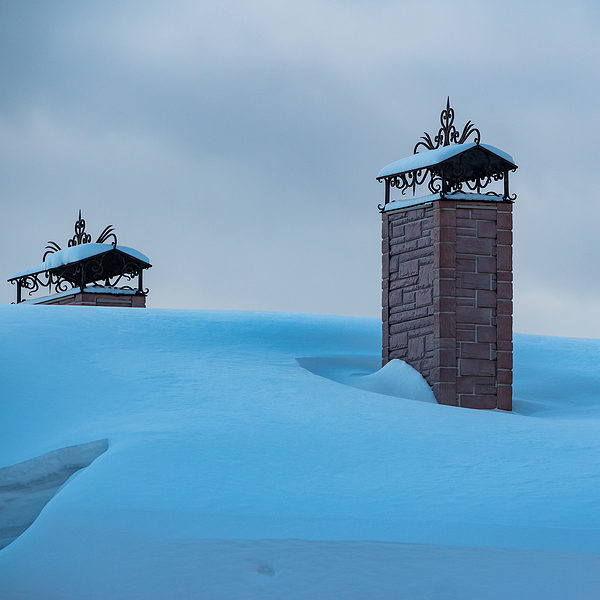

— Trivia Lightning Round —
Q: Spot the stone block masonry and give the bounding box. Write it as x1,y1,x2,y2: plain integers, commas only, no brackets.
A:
382,205,435,383
36,291,146,307
382,199,513,410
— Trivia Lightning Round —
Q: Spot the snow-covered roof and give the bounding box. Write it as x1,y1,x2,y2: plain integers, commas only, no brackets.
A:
377,143,516,179
10,244,150,280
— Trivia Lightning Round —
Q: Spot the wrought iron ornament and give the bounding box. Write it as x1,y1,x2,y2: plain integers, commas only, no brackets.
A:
387,163,511,197
413,97,480,153
8,211,150,304
43,210,117,261
377,98,517,210
11,253,147,299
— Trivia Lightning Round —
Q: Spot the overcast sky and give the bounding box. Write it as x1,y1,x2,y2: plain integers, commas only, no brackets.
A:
1,0,599,337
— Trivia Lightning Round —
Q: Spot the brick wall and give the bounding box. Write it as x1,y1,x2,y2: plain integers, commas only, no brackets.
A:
496,203,513,411
383,199,513,410
37,292,146,307
455,203,501,408
382,205,435,381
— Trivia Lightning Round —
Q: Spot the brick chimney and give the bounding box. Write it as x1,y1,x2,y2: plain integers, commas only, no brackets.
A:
378,99,516,410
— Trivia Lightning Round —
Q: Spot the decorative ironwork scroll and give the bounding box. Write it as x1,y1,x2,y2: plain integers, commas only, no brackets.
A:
43,210,118,261
388,170,442,197
413,97,480,154
386,166,509,200
8,212,150,304
9,249,149,303
68,210,92,247
10,272,74,304
377,98,517,210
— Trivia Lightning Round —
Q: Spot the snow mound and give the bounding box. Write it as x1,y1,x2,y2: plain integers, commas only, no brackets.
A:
0,307,599,598
297,356,436,402
0,440,108,550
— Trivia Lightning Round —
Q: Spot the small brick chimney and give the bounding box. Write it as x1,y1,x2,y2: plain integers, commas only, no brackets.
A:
378,99,516,410
8,211,151,307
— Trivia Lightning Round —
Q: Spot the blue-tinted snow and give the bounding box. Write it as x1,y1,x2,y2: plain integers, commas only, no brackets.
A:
377,142,516,178
0,440,108,549
0,307,598,598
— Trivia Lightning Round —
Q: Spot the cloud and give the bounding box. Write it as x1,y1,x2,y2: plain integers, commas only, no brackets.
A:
0,0,599,334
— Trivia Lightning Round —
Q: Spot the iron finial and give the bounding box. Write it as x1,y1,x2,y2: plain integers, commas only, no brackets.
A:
413,97,481,154
43,211,118,261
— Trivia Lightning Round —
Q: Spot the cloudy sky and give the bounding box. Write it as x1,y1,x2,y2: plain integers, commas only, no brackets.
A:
1,0,599,337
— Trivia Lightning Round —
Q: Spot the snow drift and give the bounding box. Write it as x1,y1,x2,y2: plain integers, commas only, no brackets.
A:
297,356,436,402
0,440,108,549
0,306,598,598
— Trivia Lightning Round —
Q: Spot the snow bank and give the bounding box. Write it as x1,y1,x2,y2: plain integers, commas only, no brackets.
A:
297,357,436,403
0,440,108,550
0,307,598,598
2,537,599,600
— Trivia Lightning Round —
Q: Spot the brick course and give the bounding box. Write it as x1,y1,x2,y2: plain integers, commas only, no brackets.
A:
36,291,146,307
383,199,513,410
